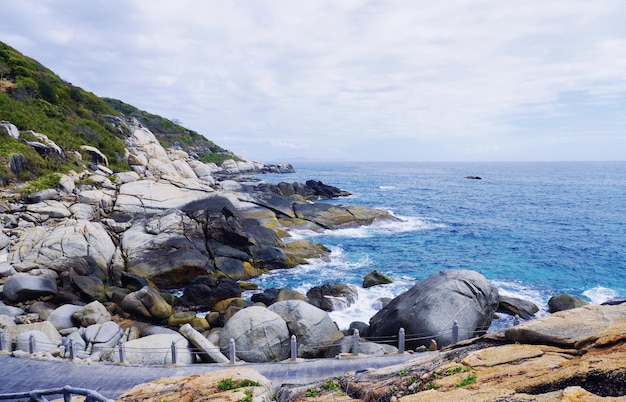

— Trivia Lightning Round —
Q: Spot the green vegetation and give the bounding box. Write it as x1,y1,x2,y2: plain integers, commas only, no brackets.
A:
103,97,239,164
321,378,339,391
240,388,253,402
397,368,411,376
216,378,261,392
0,40,239,186
305,387,319,397
455,375,477,388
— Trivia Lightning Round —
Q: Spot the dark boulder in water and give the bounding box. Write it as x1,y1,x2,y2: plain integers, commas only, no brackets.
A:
367,269,499,349
498,295,539,320
548,294,589,313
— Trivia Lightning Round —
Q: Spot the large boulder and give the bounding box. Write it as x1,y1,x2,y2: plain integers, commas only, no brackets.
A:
505,303,626,349
268,300,344,358
8,220,115,274
548,294,589,313
121,210,210,287
47,304,82,331
367,270,499,349
497,295,539,320
114,180,213,215
117,367,272,402
83,321,124,352
2,275,58,302
72,301,111,327
294,203,398,230
218,306,290,362
103,333,194,365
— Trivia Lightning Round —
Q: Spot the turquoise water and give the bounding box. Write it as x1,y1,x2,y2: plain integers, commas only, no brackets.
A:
250,161,626,330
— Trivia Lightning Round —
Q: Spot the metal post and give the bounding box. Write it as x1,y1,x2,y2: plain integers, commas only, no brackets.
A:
0,328,5,351
452,320,459,344
171,341,177,365
290,335,297,361
352,329,359,356
513,315,520,326
229,338,236,364
398,328,405,354
68,339,74,360
118,341,124,363
29,334,35,354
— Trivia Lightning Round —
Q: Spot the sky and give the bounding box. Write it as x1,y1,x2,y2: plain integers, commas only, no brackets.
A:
1,1,626,163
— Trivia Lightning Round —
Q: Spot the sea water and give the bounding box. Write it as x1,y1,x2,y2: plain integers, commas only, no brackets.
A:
249,161,626,331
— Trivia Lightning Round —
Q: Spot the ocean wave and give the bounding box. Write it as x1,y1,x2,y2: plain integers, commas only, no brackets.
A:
296,215,445,240
582,286,619,304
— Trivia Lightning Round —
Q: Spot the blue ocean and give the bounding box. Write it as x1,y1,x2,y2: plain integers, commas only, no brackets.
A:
250,161,626,331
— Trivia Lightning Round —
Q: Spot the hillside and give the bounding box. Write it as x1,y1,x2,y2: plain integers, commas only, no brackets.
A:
0,40,238,185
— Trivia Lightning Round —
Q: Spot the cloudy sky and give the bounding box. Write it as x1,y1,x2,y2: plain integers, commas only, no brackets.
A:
1,1,626,162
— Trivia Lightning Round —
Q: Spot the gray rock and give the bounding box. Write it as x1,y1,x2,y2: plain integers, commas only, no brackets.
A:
323,336,397,357
8,220,115,274
367,269,499,349
498,295,539,319
0,262,16,277
2,275,58,302
0,232,9,250
0,301,24,316
16,330,60,353
121,210,210,287
548,294,589,313
0,121,20,139
64,331,87,357
47,304,82,331
219,306,290,362
269,300,344,358
84,321,123,351
72,301,111,327
120,286,172,320
306,282,358,312
103,333,194,365
26,188,60,204
363,270,393,288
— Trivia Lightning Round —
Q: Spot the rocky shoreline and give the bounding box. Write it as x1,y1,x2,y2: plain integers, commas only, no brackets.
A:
0,116,404,365
1,117,625,400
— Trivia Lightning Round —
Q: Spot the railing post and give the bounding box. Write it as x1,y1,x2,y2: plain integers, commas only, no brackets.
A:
229,338,236,364
63,385,72,402
352,329,359,356
68,339,74,360
0,328,5,351
171,341,177,365
452,320,459,344
118,341,125,363
290,335,297,361
398,327,405,354
513,315,520,326
29,334,35,354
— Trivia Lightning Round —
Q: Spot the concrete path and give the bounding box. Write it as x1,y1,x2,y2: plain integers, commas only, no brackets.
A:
0,352,420,400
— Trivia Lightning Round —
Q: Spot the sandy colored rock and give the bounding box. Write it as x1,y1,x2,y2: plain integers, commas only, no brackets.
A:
118,367,273,401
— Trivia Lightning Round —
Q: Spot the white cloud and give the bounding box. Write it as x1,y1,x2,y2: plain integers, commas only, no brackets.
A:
1,0,625,161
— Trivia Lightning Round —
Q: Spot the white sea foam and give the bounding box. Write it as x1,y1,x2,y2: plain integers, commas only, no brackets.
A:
286,213,444,241
583,286,619,304
328,280,414,330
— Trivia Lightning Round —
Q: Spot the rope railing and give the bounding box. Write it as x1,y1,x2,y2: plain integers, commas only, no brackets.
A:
0,314,523,366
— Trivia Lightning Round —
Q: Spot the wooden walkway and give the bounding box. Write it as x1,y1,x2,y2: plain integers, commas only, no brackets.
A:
0,352,419,400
